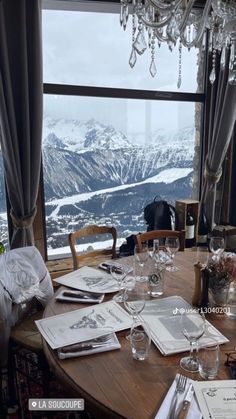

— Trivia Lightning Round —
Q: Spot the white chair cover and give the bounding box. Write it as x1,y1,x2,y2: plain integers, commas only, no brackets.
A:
0,246,54,367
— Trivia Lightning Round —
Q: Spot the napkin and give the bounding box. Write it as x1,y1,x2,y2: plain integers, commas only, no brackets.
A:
155,374,202,419
57,332,121,359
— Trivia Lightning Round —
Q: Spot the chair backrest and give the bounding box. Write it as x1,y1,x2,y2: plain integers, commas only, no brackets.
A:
222,227,236,252
68,224,117,270
135,229,185,252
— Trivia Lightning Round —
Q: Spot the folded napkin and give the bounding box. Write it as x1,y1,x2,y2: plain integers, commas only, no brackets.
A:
55,289,104,304
57,332,120,359
155,374,202,419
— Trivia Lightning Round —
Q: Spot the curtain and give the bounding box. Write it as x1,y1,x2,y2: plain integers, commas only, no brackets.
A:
201,49,236,231
0,0,43,248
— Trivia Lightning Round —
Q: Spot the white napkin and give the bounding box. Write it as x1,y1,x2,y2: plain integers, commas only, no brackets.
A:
155,374,202,419
57,333,121,359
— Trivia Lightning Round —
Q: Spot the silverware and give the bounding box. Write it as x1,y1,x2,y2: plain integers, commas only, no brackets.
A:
60,333,114,353
168,374,187,419
177,383,194,419
62,291,102,300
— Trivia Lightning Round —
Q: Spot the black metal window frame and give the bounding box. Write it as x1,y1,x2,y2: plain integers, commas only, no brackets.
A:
41,0,206,259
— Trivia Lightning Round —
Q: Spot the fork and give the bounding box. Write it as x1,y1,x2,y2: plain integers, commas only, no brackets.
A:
167,374,187,419
60,333,114,353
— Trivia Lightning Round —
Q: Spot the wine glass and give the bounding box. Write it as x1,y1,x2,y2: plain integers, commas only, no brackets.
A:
124,279,147,340
110,264,128,303
180,309,206,373
209,237,225,261
165,236,180,271
152,239,160,262
134,243,149,282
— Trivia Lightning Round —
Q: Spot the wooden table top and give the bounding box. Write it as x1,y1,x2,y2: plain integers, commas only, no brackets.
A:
43,250,236,419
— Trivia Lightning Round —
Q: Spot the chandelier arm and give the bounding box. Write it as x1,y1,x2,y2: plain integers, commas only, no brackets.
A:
141,12,172,28
147,0,181,12
180,0,212,48
155,29,169,42
178,0,199,32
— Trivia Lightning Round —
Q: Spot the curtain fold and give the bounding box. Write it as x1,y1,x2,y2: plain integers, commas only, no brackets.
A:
0,0,43,248
201,49,236,231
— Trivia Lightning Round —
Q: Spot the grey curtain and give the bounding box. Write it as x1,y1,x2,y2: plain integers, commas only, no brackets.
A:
0,0,43,248
201,49,236,231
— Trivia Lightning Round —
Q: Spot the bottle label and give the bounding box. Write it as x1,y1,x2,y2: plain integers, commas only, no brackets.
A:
197,235,207,244
186,225,194,240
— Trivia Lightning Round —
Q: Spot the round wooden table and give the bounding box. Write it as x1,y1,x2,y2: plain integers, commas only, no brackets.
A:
43,250,235,419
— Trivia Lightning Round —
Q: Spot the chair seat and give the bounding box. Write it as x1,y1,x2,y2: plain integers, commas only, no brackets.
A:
10,310,43,352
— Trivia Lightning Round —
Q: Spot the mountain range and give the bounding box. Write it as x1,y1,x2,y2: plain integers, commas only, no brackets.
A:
0,117,195,252
42,116,195,251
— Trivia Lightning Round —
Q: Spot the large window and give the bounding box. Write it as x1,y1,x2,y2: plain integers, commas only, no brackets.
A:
42,2,204,258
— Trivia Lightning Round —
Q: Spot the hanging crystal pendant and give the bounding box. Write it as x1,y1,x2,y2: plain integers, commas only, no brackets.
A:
220,44,226,70
209,68,216,84
149,59,157,77
177,41,182,89
129,48,137,68
134,28,147,55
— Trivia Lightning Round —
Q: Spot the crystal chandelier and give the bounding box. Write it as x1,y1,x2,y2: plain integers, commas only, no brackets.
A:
120,0,236,86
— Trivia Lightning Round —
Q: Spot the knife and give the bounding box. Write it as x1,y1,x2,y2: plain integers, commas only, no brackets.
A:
177,383,194,419
59,342,114,354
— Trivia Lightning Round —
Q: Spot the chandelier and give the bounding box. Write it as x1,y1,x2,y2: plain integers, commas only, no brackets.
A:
120,0,236,86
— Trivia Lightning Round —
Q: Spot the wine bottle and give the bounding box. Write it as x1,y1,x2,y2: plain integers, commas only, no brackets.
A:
185,211,195,248
197,204,208,246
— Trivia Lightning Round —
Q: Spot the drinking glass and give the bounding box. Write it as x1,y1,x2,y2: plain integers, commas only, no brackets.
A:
130,320,151,361
152,239,160,261
110,264,128,303
226,282,236,319
180,309,206,373
124,279,147,340
134,243,149,282
165,237,180,272
209,237,225,261
198,343,220,380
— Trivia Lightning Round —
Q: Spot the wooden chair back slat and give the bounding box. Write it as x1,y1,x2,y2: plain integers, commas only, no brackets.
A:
135,229,185,251
68,224,117,270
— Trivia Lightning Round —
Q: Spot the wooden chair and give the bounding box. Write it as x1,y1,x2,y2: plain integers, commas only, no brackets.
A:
68,224,117,270
222,227,236,252
135,229,186,252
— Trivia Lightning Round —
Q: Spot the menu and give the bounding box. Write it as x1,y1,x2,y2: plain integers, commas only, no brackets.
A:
36,300,133,349
193,380,236,419
140,296,229,355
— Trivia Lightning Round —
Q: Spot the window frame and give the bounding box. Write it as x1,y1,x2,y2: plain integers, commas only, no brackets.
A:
39,0,206,260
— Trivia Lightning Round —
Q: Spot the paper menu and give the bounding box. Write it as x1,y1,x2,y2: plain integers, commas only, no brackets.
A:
54,266,119,293
36,300,133,349
193,380,236,419
140,296,229,355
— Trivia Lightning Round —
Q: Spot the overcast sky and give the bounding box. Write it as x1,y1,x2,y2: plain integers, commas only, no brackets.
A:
42,8,199,139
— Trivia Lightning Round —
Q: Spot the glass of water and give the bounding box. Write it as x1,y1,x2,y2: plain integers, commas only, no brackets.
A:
130,320,151,361
198,343,220,380
226,282,236,319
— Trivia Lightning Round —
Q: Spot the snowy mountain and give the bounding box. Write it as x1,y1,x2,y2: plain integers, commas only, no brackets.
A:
41,116,195,251
43,116,131,152
0,116,195,252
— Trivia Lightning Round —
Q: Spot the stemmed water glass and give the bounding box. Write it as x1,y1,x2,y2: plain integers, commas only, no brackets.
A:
134,243,149,282
209,237,225,262
110,264,128,303
165,236,180,271
180,309,206,373
124,279,147,340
